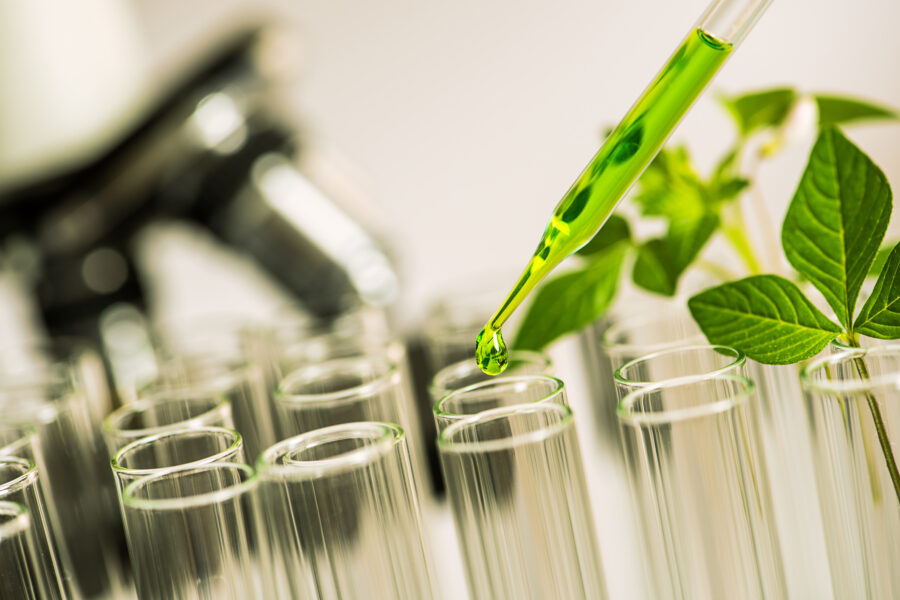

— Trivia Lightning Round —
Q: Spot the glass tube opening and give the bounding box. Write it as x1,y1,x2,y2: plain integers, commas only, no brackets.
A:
695,0,774,46
618,373,755,425
801,343,900,393
0,500,29,540
123,462,257,512
260,422,402,478
434,375,565,429
277,356,397,407
615,345,745,388
438,402,573,454
0,458,39,496
111,426,243,477
103,393,230,441
430,351,552,399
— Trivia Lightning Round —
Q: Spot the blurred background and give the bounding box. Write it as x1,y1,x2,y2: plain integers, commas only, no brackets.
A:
1,0,898,340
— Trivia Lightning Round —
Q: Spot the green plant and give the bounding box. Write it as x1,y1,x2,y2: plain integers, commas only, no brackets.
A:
689,126,900,503
514,88,897,352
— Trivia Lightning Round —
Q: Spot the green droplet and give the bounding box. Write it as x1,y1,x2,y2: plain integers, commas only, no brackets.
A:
475,327,509,375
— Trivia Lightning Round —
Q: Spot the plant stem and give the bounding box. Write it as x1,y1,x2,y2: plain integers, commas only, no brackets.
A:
848,346,900,506
720,212,763,275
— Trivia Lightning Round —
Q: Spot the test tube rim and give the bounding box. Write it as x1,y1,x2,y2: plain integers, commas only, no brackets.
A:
276,355,399,408
617,372,755,426
0,456,39,497
429,351,553,400
437,401,573,454
122,461,258,512
801,343,900,394
111,425,244,478
433,373,565,423
257,421,404,479
102,393,231,442
614,344,746,389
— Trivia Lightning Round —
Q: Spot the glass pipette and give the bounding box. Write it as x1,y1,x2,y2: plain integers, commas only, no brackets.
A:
476,0,775,374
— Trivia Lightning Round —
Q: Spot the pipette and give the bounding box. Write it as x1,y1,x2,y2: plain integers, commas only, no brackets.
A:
476,0,774,375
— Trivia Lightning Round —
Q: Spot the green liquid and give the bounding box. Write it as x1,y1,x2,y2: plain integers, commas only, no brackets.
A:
476,28,732,375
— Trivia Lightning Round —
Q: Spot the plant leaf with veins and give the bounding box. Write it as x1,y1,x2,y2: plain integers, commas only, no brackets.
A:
855,243,900,339
782,127,892,331
688,275,842,364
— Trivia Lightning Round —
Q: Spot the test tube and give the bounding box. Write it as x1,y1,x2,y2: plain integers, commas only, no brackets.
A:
0,457,67,599
0,501,46,600
589,309,706,444
429,351,553,404
801,345,900,598
136,361,274,467
438,403,606,599
110,426,244,495
433,374,567,433
122,462,266,599
618,374,786,599
0,376,125,599
429,354,554,494
613,344,745,399
102,391,234,455
274,355,427,490
257,422,435,599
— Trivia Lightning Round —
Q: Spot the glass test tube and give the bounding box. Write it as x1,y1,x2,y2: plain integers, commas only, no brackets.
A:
122,462,265,599
0,376,123,600
274,355,427,488
137,361,274,468
801,345,900,598
0,501,47,600
618,374,785,599
613,344,745,399
433,374,567,433
257,422,435,599
0,457,67,599
111,426,244,494
102,391,234,455
438,403,606,599
429,350,553,405
589,309,706,445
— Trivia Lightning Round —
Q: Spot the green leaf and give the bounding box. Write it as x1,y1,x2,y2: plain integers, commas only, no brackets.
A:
632,212,719,296
869,243,896,278
633,147,711,227
712,148,739,180
814,94,898,128
577,214,631,256
688,275,842,364
514,243,627,350
855,243,900,339
782,127,892,330
720,87,798,137
709,177,750,203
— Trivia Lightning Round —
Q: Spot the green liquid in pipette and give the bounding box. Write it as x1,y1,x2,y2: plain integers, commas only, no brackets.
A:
476,27,732,375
